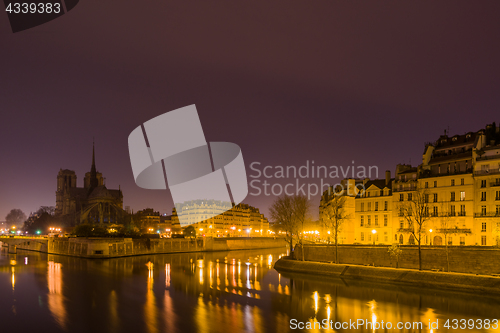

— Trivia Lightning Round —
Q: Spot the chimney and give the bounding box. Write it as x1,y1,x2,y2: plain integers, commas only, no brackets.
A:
385,170,391,186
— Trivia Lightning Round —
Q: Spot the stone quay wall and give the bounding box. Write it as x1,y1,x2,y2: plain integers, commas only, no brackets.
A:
0,236,287,258
294,244,500,275
274,258,500,295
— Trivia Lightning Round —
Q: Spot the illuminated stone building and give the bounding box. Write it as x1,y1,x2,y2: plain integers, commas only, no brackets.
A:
134,208,182,235
321,122,500,246
55,144,124,225
356,171,393,245
319,179,361,244
171,200,270,237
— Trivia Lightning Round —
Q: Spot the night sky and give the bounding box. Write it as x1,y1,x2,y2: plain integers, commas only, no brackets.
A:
1,0,500,220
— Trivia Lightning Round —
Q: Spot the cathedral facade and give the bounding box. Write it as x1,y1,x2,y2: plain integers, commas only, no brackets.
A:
55,145,124,225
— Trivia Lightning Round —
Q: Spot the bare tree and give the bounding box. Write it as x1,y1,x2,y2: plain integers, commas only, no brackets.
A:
320,190,349,264
495,222,500,248
399,186,429,271
388,243,402,268
438,202,459,272
269,195,296,254
6,208,27,228
37,206,55,216
292,195,311,261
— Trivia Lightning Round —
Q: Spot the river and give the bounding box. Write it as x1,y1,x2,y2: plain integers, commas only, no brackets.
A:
1,245,499,332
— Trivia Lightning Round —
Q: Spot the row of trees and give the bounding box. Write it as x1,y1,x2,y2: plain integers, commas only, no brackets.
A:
399,186,479,271
270,185,500,271
269,191,350,263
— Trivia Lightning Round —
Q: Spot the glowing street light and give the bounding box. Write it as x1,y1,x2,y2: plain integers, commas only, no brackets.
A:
372,229,377,245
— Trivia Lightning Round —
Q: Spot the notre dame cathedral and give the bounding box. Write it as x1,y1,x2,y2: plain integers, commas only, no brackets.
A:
55,144,125,225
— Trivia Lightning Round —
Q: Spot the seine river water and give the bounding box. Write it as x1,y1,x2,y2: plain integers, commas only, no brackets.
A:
1,245,499,333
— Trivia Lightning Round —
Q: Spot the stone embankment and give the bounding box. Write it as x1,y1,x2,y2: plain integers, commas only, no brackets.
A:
0,236,287,258
274,257,500,295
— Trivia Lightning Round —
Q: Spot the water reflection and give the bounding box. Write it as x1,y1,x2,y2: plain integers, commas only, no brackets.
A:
1,244,500,333
47,260,67,330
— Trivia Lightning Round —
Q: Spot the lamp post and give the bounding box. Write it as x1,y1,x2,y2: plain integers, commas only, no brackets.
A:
429,229,433,245
372,229,377,245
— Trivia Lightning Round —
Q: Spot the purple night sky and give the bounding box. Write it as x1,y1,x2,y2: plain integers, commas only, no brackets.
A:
1,1,500,220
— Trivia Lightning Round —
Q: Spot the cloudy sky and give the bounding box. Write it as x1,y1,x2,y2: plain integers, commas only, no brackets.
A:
1,0,499,220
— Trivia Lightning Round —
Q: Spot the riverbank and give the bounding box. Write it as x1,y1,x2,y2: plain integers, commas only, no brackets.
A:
296,244,500,275
274,257,500,295
0,236,287,258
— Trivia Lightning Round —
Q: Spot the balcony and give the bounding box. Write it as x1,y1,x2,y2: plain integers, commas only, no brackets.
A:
457,212,466,216
397,228,413,233
420,168,473,179
474,169,500,176
491,182,500,187
394,187,417,192
476,154,500,162
436,228,472,234
474,212,500,218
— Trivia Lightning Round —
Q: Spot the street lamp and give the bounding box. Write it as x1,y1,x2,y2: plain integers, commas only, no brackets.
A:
429,229,433,245
372,229,377,245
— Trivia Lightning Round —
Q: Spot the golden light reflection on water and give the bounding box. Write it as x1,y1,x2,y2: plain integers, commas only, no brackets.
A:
11,266,15,290
145,261,158,333
165,263,170,288
47,261,66,330
5,249,499,333
163,289,176,333
368,300,377,333
313,291,319,315
109,290,119,333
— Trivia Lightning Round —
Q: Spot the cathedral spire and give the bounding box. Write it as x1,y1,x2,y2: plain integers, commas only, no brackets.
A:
89,140,99,189
91,139,96,174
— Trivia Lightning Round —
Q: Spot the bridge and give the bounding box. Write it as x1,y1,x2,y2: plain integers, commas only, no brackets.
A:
0,236,48,253
0,235,287,258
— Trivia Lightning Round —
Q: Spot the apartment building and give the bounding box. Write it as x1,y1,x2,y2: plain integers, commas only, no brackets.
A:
320,122,500,246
